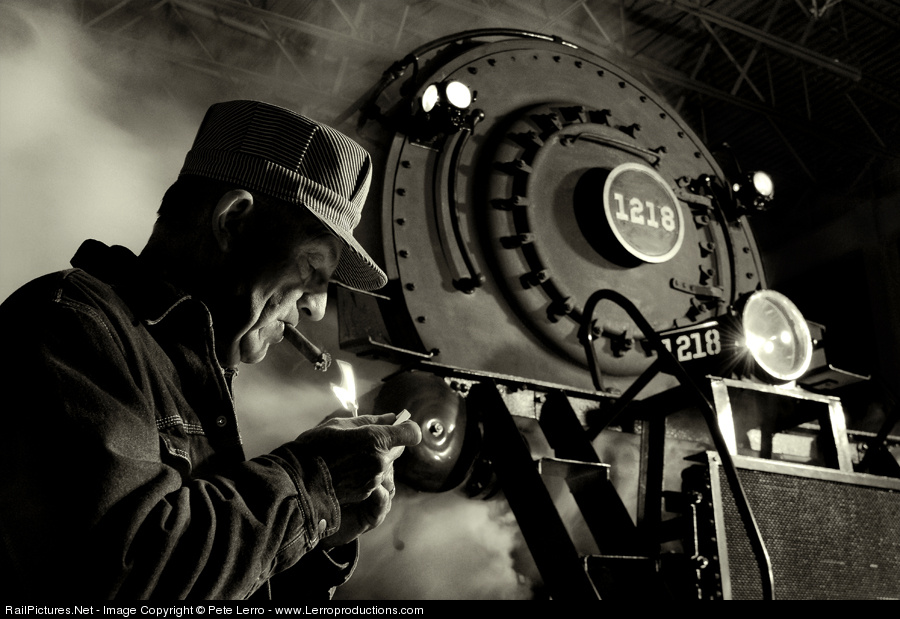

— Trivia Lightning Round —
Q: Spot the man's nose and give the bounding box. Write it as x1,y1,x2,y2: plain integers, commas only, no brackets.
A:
297,291,328,322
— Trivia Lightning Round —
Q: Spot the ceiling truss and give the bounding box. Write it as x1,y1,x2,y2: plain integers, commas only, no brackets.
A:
55,0,900,215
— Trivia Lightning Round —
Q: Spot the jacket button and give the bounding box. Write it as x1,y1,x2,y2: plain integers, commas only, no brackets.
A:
216,416,228,428
317,519,327,536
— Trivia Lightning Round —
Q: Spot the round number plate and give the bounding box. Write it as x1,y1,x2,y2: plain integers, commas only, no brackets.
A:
602,162,684,263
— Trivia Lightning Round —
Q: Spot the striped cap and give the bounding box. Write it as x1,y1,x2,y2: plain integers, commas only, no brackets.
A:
180,100,387,291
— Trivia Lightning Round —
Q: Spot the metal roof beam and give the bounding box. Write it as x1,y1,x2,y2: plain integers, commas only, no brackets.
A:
731,0,782,97
845,0,900,32
766,116,818,182
580,1,616,46
651,0,863,81
699,17,766,102
544,0,586,29
845,93,888,148
170,0,318,90
623,53,893,158
169,0,392,55
327,0,359,36
88,28,350,106
676,39,712,112
410,0,518,28
83,0,135,28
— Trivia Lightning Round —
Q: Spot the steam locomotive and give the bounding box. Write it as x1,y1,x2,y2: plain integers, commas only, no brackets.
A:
333,31,899,600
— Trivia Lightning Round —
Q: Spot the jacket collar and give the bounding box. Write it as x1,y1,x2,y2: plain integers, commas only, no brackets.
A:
70,239,203,326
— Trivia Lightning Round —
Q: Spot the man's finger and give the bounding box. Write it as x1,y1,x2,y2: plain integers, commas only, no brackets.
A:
356,485,391,529
387,419,423,448
383,420,422,463
321,413,396,430
381,471,396,497
339,415,422,453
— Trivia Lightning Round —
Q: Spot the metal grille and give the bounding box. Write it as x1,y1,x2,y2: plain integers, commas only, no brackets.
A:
716,466,900,600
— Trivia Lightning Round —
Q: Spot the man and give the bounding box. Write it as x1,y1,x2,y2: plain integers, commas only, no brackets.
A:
0,100,422,599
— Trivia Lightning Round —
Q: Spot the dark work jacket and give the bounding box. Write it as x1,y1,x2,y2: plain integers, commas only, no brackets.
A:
0,240,356,600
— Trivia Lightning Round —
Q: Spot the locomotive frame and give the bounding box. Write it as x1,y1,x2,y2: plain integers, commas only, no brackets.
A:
335,30,884,600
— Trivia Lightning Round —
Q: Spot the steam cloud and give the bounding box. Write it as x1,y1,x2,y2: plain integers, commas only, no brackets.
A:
334,490,536,601
0,1,199,300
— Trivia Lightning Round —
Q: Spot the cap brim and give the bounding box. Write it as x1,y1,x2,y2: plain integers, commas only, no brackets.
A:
322,220,388,291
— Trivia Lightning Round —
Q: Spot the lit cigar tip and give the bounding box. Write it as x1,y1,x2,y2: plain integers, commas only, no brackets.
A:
283,324,331,372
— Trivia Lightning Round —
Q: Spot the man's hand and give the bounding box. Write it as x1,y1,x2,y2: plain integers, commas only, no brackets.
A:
292,412,421,547
292,412,422,505
320,470,396,548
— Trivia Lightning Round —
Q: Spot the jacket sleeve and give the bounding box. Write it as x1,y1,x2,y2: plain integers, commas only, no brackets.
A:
0,277,352,600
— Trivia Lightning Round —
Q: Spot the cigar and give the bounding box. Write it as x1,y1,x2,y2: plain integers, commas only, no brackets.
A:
284,324,332,372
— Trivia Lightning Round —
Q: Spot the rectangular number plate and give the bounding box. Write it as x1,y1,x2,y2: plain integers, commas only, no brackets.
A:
657,320,723,364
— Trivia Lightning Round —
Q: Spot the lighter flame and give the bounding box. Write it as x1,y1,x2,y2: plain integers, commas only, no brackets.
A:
331,359,358,414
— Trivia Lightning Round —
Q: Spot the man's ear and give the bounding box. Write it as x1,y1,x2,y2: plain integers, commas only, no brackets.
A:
211,190,255,252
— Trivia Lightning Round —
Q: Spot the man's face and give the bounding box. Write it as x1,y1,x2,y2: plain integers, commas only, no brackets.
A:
212,204,343,367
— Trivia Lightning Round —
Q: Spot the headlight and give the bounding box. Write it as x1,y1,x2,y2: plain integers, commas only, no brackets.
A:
421,84,440,113
444,80,472,109
741,289,813,382
418,80,473,115
411,80,476,143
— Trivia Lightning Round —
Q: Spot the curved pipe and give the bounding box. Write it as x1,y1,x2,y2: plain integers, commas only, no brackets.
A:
578,288,775,600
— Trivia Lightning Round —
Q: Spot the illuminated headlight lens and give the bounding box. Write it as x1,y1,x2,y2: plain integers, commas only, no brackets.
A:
751,171,774,198
421,84,439,113
742,290,812,381
444,81,472,109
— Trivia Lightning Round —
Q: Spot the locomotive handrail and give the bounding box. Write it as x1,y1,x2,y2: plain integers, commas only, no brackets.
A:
336,29,579,129
578,288,776,600
561,132,663,167
441,111,488,294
